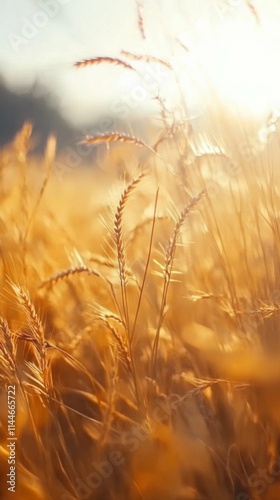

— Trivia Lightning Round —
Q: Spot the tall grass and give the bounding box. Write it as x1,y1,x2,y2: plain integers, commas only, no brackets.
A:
1,6,280,500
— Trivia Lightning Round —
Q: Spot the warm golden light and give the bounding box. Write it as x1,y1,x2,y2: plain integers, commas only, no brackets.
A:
188,17,280,116
150,11,280,129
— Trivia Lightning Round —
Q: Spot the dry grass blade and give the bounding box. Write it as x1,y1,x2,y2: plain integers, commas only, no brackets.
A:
185,290,222,302
98,352,118,451
130,189,159,345
246,0,260,23
100,318,132,374
165,189,206,281
2,12,280,495
114,171,146,329
10,282,45,347
81,132,150,149
9,281,53,394
14,121,33,162
121,50,171,69
175,37,190,53
153,121,187,151
136,1,145,39
86,253,115,268
23,135,56,242
112,171,146,409
24,360,50,395
0,316,17,378
128,213,166,245
151,189,206,378
74,56,135,71
94,305,126,328
39,265,100,289
83,133,180,186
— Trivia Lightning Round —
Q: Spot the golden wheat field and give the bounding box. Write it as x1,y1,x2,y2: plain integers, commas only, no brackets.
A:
0,102,280,500
1,2,280,499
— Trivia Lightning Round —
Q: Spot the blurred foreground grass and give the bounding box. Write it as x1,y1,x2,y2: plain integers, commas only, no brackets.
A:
0,114,280,499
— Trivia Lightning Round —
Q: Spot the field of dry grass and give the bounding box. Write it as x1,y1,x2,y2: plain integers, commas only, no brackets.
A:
0,98,280,500
1,1,280,493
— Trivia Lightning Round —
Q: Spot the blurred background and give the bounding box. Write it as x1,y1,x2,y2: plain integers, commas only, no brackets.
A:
1,0,280,151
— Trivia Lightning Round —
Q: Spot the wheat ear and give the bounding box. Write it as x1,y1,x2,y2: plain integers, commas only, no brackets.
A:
114,171,146,330
74,56,135,71
151,189,206,378
39,265,100,288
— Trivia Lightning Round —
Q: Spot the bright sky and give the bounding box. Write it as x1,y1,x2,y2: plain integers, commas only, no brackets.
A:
1,0,280,128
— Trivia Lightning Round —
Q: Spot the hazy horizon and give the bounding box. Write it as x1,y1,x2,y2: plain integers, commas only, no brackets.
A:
1,1,280,131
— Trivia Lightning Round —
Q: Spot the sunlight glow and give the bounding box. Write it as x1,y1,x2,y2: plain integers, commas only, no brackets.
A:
190,18,280,116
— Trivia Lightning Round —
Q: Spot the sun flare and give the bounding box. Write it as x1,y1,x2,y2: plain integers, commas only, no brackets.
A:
176,15,280,116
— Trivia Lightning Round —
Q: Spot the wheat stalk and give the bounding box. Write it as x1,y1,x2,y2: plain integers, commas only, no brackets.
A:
111,172,147,409
39,265,100,288
121,50,171,69
10,281,53,395
114,171,146,329
151,189,206,378
74,56,135,71
81,132,150,149
23,135,56,243
246,0,260,23
0,317,17,379
130,189,159,346
98,351,118,451
101,318,132,374
136,1,145,39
